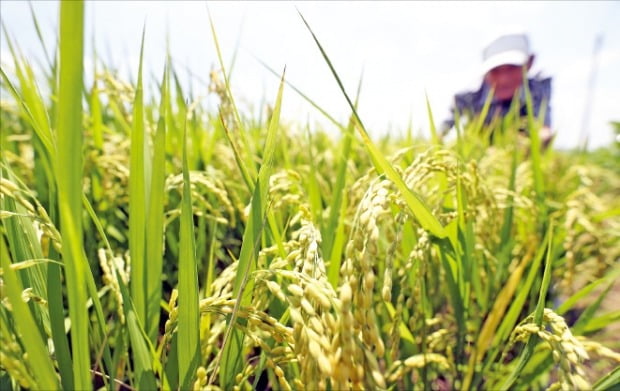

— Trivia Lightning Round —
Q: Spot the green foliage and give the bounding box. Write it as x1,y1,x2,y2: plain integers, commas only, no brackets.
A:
1,5,619,391
55,2,91,389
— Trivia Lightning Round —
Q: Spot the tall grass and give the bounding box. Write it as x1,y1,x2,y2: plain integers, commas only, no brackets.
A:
1,3,619,390
55,2,90,389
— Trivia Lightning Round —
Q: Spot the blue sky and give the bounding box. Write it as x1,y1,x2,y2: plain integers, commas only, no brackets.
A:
1,1,619,149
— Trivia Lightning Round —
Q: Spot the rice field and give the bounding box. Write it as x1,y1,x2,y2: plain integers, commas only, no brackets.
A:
1,2,619,390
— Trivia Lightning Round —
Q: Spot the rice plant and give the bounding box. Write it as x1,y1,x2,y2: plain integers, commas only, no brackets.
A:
1,2,619,390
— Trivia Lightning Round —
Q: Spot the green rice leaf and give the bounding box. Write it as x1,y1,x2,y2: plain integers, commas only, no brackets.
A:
522,70,545,204
145,60,169,343
28,2,53,72
298,11,446,239
572,281,614,335
556,274,612,316
583,311,620,334
216,68,286,389
117,269,158,390
493,239,547,345
255,55,343,130
0,237,59,390
207,9,257,181
55,2,91,388
177,117,201,389
46,260,74,391
593,365,620,391
324,73,362,283
499,222,555,391
425,92,440,145
129,25,148,327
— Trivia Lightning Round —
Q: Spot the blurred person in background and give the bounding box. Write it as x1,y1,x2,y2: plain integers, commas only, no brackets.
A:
442,30,554,147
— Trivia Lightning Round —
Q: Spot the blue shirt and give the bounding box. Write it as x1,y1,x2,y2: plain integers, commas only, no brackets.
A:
442,75,552,133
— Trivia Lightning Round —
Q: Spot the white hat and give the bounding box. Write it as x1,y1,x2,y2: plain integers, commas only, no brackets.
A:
481,32,530,74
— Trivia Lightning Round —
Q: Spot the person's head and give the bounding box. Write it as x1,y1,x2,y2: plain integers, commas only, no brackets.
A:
481,31,534,101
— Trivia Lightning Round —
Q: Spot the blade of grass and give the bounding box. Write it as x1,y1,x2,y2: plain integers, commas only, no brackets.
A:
177,115,201,389
202,219,219,333
0,159,73,389
522,70,545,205
0,237,59,389
327,186,348,287
254,54,343,130
79,193,135,391
464,242,545,389
207,10,255,196
0,174,49,335
0,29,54,156
217,15,244,91
0,33,57,214
164,63,180,158
436,236,466,370
298,10,446,239
214,68,286,389
556,269,619,316
129,26,148,327
28,2,54,75
494,144,518,287
425,91,440,145
172,68,191,167
88,67,105,206
472,230,549,387
145,59,169,343
482,241,540,356
3,158,115,391
89,75,104,152
582,310,620,334
305,127,323,223
455,166,474,309
116,269,159,390
55,2,91,388
593,365,620,391
207,7,257,181
572,281,614,335
499,222,555,391
470,85,494,138
453,100,463,155
219,111,254,194
46,253,74,391
324,71,362,271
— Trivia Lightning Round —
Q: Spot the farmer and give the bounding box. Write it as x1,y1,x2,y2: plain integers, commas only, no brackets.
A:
441,30,554,146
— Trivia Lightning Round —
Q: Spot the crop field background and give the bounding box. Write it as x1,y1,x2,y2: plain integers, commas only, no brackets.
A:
1,2,619,391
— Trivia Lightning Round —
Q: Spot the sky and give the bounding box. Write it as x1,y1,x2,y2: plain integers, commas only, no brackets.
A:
1,1,619,149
